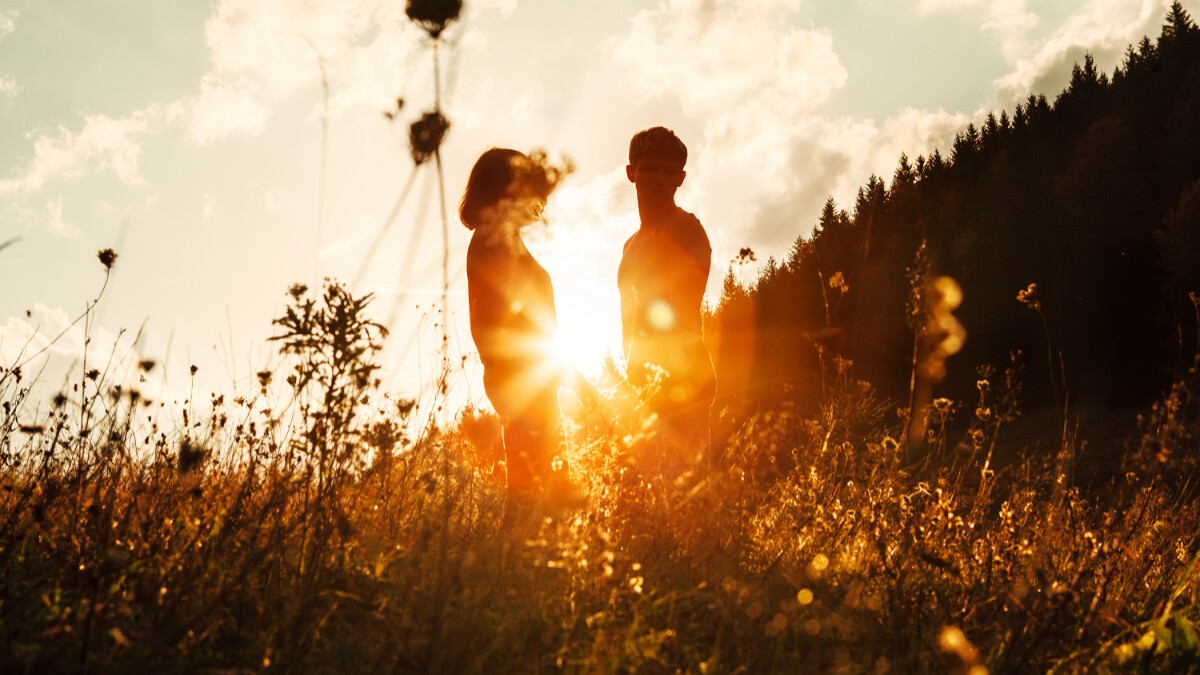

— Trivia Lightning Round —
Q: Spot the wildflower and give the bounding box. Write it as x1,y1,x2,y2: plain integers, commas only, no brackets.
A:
178,439,208,474
256,370,272,390
828,270,848,293
409,110,451,166
932,397,952,413
138,359,156,372
97,248,117,270
406,0,462,39
1016,282,1040,310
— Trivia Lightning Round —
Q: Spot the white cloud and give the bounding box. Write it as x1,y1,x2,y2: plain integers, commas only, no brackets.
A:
1,12,19,100
202,192,216,220
603,0,980,266
210,1,423,101
692,104,971,258
0,10,16,39
0,312,56,371
174,75,271,144
204,0,371,96
912,0,1039,61
470,0,518,16
183,0,434,142
996,0,1168,103
1,193,91,238
878,106,975,170
45,196,81,239
0,108,156,195
609,0,845,115
0,73,18,99
0,305,152,405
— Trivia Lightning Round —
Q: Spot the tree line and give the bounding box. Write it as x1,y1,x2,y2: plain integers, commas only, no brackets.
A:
706,2,1200,421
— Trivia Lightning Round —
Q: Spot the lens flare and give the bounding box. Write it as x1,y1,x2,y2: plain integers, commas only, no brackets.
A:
647,300,674,331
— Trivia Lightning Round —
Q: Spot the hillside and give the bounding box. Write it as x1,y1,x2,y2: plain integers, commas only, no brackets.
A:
707,3,1200,421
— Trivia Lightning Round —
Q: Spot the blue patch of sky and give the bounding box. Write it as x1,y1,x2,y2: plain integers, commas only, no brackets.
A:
0,0,209,162
806,0,1012,119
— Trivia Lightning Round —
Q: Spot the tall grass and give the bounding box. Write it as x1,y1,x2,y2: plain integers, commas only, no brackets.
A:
1,255,1198,673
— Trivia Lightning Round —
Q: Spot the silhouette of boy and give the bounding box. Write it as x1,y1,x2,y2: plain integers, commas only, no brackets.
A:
618,127,716,462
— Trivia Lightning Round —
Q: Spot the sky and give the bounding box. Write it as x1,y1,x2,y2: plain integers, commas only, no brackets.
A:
1,0,1194,420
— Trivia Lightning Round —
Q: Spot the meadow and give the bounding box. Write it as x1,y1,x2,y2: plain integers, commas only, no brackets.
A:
1,260,1197,674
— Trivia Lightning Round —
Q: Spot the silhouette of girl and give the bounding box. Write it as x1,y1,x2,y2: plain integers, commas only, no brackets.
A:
460,148,595,500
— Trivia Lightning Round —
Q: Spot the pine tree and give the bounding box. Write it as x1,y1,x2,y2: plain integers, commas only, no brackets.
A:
892,153,915,190
1012,102,1028,128
951,124,980,164
1161,1,1196,41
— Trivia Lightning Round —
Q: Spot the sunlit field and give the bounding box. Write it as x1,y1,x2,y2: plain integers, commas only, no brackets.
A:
1,257,1198,674
6,4,1200,674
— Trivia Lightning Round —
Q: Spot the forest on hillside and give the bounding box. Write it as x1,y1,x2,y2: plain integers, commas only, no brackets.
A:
706,2,1200,425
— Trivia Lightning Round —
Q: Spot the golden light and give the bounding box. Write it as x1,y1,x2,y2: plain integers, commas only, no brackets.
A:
542,260,625,380
646,300,675,330
552,320,618,379
524,181,633,381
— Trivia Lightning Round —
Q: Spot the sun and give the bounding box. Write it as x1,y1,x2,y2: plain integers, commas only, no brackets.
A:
546,272,624,382
552,316,619,381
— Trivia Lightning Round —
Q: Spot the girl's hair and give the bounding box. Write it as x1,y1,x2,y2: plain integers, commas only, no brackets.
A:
460,148,554,231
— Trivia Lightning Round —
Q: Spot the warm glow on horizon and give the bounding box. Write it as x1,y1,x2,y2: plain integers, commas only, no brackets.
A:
552,315,620,381
530,179,631,384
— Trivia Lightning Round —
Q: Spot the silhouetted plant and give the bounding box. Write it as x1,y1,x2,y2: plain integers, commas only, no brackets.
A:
270,279,387,493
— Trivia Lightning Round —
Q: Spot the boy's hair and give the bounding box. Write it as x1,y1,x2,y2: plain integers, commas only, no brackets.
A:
628,126,687,168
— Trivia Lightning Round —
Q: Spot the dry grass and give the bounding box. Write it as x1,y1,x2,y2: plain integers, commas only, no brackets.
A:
1,269,1198,674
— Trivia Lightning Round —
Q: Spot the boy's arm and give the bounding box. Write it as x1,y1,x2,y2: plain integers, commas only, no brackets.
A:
618,244,637,360
680,217,712,309
619,277,635,360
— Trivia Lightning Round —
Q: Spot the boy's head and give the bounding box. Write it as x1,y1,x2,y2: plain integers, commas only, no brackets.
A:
628,126,687,170
627,127,687,204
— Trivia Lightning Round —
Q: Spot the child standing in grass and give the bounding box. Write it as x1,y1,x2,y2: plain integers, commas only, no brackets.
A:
461,148,596,504
618,127,716,469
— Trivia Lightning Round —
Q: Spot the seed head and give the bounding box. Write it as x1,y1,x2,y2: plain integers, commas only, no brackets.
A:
97,248,118,270
1016,283,1040,310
